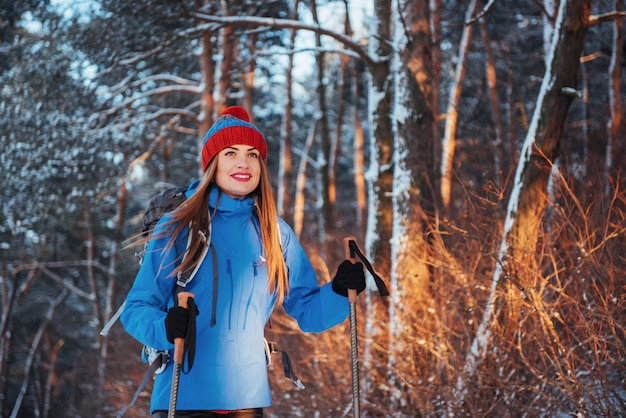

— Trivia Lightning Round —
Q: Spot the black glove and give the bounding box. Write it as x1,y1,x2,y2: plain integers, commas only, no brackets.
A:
332,260,366,297
165,305,198,343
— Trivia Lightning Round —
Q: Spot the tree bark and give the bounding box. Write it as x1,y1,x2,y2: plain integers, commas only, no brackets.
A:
479,17,505,190
606,0,624,194
276,0,299,221
387,0,437,410
217,2,239,113
454,0,592,411
439,0,480,210
352,64,367,239
329,1,351,217
309,0,333,250
293,118,319,239
367,0,394,277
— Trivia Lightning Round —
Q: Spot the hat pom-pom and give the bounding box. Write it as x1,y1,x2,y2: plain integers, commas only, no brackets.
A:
222,106,250,122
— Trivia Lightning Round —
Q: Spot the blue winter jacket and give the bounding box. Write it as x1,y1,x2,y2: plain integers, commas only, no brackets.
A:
121,182,350,412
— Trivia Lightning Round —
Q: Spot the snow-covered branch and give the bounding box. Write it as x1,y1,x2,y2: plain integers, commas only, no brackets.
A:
96,22,221,79
103,84,201,117
588,11,626,26
109,74,197,95
190,12,384,70
143,108,200,125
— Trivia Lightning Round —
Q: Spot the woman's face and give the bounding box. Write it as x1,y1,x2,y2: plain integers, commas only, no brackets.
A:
214,145,262,199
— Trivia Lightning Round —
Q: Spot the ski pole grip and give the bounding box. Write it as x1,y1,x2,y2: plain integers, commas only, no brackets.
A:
343,237,358,303
174,291,194,364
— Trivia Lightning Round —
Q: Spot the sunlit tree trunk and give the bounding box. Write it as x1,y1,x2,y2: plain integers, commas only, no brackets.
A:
352,67,367,239
293,119,319,239
502,0,590,328
453,0,592,412
217,3,237,114
242,32,257,117
198,31,217,168
439,0,480,210
479,17,505,189
367,0,394,278
362,0,394,402
388,0,437,412
329,1,351,220
393,0,437,310
430,0,442,143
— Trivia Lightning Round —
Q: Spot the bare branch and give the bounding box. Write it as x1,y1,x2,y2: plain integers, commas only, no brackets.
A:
95,22,221,80
37,266,95,301
108,74,197,95
530,0,556,23
467,0,497,25
588,11,626,26
256,46,362,61
143,108,200,125
14,260,113,276
103,84,201,117
190,12,382,70
10,288,69,418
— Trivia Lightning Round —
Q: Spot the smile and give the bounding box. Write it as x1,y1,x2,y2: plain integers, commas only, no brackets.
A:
232,173,251,181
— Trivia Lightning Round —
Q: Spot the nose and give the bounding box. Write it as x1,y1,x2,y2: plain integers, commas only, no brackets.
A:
235,154,249,168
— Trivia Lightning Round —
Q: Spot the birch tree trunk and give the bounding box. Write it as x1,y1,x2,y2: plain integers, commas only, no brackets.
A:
439,0,480,210
387,0,437,411
453,0,592,411
293,119,319,239
276,0,299,220
606,0,624,194
362,0,394,403
393,0,437,305
329,1,351,214
367,0,394,276
309,1,332,249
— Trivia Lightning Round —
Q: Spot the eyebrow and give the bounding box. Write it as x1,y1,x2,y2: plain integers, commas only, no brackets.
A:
224,146,258,152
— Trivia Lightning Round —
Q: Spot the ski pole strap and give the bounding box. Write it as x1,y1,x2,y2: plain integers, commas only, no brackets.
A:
346,239,390,297
268,341,305,390
281,350,305,390
181,296,197,374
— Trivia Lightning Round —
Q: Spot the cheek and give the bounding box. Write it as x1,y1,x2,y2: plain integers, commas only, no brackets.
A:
214,166,230,187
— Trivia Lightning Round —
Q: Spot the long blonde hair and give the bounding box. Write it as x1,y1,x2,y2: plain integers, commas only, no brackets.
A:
156,155,289,304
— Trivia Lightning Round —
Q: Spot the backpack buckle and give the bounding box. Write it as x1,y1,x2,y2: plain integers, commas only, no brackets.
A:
143,346,169,375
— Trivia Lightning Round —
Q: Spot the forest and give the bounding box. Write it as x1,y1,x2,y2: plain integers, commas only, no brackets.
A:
1,0,625,417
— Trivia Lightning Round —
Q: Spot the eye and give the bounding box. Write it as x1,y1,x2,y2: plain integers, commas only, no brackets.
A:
249,152,260,159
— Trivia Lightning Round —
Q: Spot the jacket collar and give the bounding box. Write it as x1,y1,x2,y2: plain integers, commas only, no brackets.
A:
208,184,255,221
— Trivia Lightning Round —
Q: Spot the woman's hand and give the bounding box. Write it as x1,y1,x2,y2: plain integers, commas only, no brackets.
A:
331,260,366,297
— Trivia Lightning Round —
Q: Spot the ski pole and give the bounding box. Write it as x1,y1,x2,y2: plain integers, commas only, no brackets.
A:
344,237,361,418
168,291,194,418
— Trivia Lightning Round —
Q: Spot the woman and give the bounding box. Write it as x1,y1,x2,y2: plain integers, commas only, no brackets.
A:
121,106,366,418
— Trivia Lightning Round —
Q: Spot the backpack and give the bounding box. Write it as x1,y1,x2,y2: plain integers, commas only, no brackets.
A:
101,186,304,418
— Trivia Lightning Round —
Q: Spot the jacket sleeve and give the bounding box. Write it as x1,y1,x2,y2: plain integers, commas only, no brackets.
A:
120,220,184,350
279,220,349,333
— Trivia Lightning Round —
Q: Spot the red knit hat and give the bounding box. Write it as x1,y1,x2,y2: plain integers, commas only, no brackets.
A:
201,106,267,171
